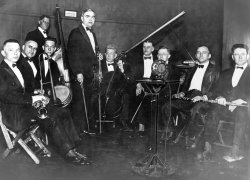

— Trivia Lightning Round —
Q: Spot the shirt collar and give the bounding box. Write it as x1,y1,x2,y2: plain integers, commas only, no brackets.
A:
22,53,27,58
143,54,153,59
197,61,209,68
38,27,47,35
235,63,248,70
82,24,92,32
4,59,16,69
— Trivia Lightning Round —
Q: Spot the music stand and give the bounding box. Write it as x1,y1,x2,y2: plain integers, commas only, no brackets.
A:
132,79,179,178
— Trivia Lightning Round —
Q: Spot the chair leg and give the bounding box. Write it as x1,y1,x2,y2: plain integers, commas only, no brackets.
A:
17,138,40,164
7,130,40,164
29,131,51,157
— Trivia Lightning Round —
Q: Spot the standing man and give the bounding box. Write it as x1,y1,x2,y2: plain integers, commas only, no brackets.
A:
25,15,50,62
200,44,250,162
67,8,99,134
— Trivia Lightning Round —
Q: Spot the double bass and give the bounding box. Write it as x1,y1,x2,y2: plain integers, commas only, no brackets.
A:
53,5,72,107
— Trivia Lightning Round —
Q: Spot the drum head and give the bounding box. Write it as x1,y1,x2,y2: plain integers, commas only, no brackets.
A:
54,85,72,107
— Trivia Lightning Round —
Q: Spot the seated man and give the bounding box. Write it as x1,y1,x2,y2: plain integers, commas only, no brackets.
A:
36,37,61,102
90,44,133,130
200,44,250,162
161,45,219,141
135,45,180,136
0,39,90,165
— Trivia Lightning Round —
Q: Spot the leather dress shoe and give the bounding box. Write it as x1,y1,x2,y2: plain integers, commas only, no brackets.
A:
80,129,96,135
80,158,92,165
65,155,83,165
65,155,91,165
73,150,92,165
73,150,87,159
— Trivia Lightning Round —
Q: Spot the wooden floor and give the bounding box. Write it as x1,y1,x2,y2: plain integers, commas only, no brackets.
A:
0,126,249,180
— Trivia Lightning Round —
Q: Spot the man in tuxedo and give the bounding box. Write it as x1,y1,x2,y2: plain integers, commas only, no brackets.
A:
17,39,39,93
36,37,61,100
201,44,250,162
25,15,50,64
161,45,219,141
134,40,156,136
0,39,90,165
67,8,99,134
91,44,133,130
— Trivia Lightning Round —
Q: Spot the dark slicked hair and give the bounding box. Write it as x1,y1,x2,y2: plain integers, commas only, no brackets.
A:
44,37,57,45
24,39,38,45
158,45,171,54
231,44,249,53
105,44,117,53
39,14,50,21
81,8,95,16
2,39,19,49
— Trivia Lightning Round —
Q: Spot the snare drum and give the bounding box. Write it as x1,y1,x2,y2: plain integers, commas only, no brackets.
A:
54,85,72,107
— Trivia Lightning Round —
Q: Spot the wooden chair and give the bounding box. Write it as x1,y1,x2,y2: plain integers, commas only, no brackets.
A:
0,110,51,164
214,117,234,148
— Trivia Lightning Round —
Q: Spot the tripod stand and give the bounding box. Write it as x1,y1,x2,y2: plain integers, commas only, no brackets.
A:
132,79,179,178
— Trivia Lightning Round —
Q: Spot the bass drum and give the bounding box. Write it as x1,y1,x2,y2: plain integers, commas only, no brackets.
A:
54,85,72,107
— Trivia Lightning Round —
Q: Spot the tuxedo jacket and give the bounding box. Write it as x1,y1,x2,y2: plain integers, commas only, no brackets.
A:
100,60,129,95
211,66,250,102
67,25,99,82
0,61,36,131
25,28,46,60
133,55,157,81
17,55,39,94
181,62,220,97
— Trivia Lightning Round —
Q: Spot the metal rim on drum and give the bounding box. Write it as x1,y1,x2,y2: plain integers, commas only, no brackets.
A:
54,85,72,107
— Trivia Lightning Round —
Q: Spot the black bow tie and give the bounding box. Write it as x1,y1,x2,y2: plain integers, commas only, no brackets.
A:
236,66,244,69
86,27,93,32
12,63,17,68
24,57,32,62
107,63,114,66
144,56,151,60
43,30,47,34
198,64,204,68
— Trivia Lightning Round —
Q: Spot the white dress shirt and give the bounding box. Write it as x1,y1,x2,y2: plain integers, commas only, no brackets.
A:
82,24,96,53
143,55,153,78
4,60,25,88
42,54,49,77
232,63,248,87
38,27,47,38
189,61,209,91
106,61,115,72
